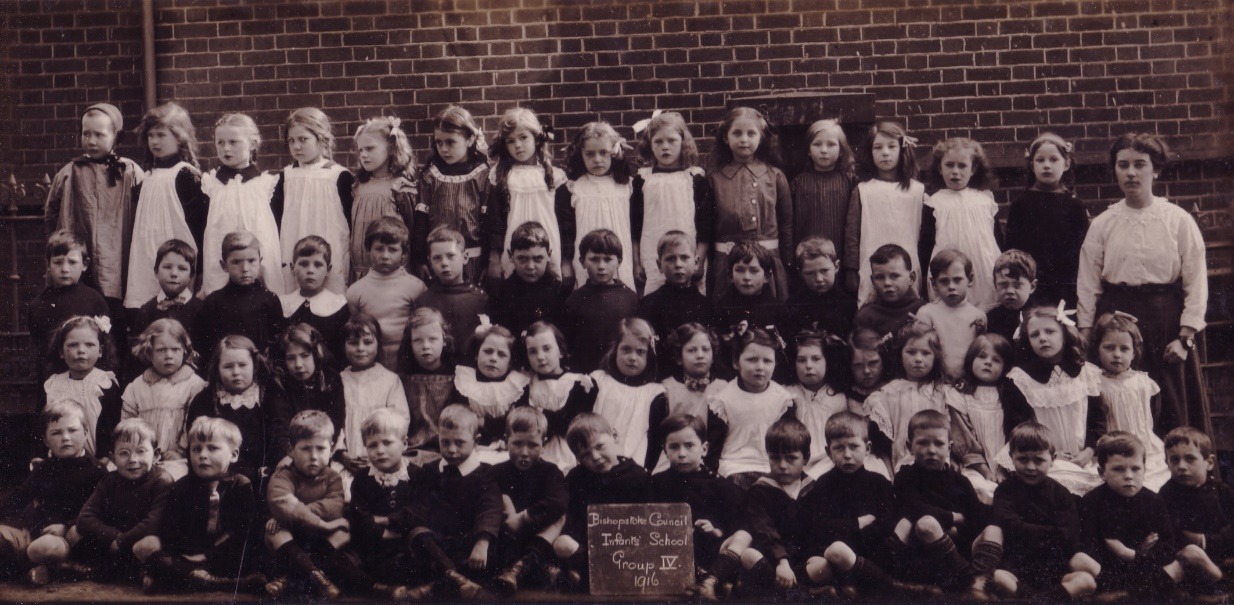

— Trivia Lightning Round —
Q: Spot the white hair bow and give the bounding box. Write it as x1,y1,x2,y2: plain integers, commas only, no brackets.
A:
632,109,663,135
474,314,493,336
92,315,112,334
1054,300,1077,328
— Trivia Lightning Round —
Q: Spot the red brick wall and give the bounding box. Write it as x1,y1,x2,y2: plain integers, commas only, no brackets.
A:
3,0,1231,211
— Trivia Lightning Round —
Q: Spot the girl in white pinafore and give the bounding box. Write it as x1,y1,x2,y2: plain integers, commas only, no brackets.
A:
568,177,635,288
922,138,1002,308
274,108,353,294
484,107,569,282
844,121,927,307
632,111,713,295
125,103,206,308
589,318,667,470
200,113,284,296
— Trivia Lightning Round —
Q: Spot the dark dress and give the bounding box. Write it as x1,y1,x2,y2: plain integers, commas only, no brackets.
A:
1005,189,1088,306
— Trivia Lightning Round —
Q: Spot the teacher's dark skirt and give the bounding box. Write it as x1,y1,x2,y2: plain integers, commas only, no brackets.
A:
1096,282,1196,434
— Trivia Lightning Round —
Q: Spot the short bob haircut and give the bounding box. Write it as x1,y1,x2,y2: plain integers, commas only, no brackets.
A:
505,406,548,438
360,407,410,442
46,229,89,262
906,409,949,445
565,412,616,456
824,410,868,445
765,416,811,459
154,238,198,275
993,249,1037,282
1095,430,1145,467
578,228,624,262
659,413,706,443
288,410,335,446
439,403,480,436
1007,421,1055,456
111,417,157,450
363,216,410,253
186,416,243,452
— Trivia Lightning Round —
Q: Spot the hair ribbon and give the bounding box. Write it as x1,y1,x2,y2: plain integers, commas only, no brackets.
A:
1054,300,1077,328
632,109,663,135
475,314,493,337
1112,310,1139,323
92,316,112,334
901,135,919,150
611,137,633,157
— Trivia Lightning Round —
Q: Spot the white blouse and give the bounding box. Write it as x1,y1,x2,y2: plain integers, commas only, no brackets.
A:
709,380,794,478
338,364,409,458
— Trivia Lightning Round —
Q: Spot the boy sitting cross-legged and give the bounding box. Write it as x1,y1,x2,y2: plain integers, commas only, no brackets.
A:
649,413,749,600
263,410,408,600
70,419,173,584
402,404,502,600
988,421,1095,601
552,412,651,590
1072,431,1224,600
888,409,1002,598
1160,427,1234,568
801,411,936,600
138,417,265,595
490,407,571,596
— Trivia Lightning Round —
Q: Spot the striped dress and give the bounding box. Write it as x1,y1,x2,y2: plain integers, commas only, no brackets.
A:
790,169,854,251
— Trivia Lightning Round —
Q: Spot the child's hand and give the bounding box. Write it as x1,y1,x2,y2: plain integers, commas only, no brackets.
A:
265,518,282,535
1136,533,1159,558
373,515,389,528
775,559,797,589
1165,339,1189,363
341,455,368,475
323,518,350,533
41,524,67,537
692,262,706,284
561,263,574,285
1183,530,1207,548
634,263,647,285
505,510,526,533
276,455,292,469
694,519,722,538
1071,448,1094,467
857,515,876,529
952,512,966,526
469,539,490,571
1105,538,1136,562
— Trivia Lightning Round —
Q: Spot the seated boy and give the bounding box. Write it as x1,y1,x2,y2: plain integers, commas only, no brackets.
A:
403,404,501,599
989,421,1094,601
264,410,407,600
194,230,285,363
1160,426,1234,564
131,239,203,355
280,236,350,369
986,250,1039,343
490,407,570,596
417,226,489,354
889,409,1001,596
0,401,108,585
139,417,265,594
737,417,819,596
853,244,925,341
490,221,571,338
638,231,714,344
802,412,932,599
346,408,428,596
552,412,651,589
1072,431,1224,599
783,236,857,341
563,229,639,373
649,413,748,599
71,419,173,583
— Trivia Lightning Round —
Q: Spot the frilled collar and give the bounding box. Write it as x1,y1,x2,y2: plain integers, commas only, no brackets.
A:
717,160,770,180
1019,355,1083,384
438,453,480,477
280,289,347,318
371,465,410,487
142,364,198,386
217,383,260,409
215,164,261,184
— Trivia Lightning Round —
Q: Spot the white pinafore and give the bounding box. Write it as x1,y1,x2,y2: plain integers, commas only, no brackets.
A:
855,179,925,307
570,175,635,289
125,161,196,308
498,165,567,278
279,160,350,293
638,166,704,296
200,170,284,296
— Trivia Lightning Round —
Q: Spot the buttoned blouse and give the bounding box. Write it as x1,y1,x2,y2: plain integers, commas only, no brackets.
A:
708,161,793,249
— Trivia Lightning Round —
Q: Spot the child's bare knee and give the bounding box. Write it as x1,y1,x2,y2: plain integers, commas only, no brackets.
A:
805,556,831,583
65,526,82,547
823,542,856,569
1070,553,1100,577
979,524,1003,544
132,536,161,561
26,535,69,564
740,548,764,570
721,530,752,555
914,516,944,542
552,536,578,559
990,569,1017,596
1062,571,1097,598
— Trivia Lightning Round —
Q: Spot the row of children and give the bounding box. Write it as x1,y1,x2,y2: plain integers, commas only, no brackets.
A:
5,364,1232,602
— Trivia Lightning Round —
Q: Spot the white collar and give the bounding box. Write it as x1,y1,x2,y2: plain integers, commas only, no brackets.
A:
217,384,260,409
280,289,347,318
156,288,193,304
371,465,410,487
438,454,481,477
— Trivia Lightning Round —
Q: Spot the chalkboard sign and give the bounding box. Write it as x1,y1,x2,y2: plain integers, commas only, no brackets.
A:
586,503,695,596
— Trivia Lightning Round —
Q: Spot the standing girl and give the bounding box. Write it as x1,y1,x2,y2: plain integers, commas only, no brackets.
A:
843,120,928,306
946,334,1025,502
921,137,1002,309
125,102,207,309
415,105,491,285
267,323,345,463
1002,304,1107,495
590,318,668,471
563,122,637,289
708,327,794,489
451,319,529,460
632,111,714,295
1077,133,1207,434
655,322,726,473
1090,312,1171,490
865,322,949,473
1004,133,1088,306
200,113,284,296
708,107,792,301
272,107,354,294
43,316,121,459
120,318,206,478
336,313,409,473
484,107,571,283
184,334,282,483
350,116,417,282
515,321,597,472
791,119,857,252
395,307,457,449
